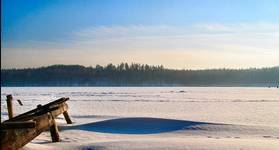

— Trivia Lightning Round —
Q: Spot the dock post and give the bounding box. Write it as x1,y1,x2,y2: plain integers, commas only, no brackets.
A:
63,111,72,124
49,113,60,142
6,95,13,119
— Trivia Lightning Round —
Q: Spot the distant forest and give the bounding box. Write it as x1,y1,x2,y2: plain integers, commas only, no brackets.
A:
1,63,279,87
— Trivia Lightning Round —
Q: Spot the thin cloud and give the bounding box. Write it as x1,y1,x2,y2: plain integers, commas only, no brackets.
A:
70,23,279,53
2,23,279,69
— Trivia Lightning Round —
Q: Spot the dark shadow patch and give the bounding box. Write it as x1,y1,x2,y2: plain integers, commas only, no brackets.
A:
62,117,215,134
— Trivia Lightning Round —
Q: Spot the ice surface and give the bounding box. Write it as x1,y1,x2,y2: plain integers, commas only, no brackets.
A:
1,87,279,150
2,87,279,126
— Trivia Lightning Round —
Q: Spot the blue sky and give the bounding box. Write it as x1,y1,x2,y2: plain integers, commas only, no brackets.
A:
1,0,279,69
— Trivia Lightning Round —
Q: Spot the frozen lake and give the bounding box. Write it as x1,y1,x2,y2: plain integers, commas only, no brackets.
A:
1,87,279,127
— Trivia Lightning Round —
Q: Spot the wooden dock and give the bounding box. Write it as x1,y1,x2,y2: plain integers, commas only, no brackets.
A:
1,95,73,150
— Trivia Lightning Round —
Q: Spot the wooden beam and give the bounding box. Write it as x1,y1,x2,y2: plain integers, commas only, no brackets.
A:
1,97,72,149
7,102,69,122
1,113,53,150
49,114,60,142
6,95,13,119
63,111,72,124
1,121,36,129
8,97,69,122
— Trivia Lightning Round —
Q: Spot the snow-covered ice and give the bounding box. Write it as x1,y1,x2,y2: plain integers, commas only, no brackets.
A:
1,87,279,150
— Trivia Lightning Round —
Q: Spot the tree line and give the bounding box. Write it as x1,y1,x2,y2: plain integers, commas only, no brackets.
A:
1,63,279,86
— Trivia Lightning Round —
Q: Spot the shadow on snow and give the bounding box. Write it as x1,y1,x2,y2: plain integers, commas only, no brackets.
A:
61,117,215,134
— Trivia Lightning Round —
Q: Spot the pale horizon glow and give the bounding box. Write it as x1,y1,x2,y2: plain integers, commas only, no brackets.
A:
2,0,279,69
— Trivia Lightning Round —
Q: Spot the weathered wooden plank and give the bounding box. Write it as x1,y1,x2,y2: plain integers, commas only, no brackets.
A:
1,121,36,129
7,97,69,122
6,102,69,122
51,103,68,118
63,111,73,124
6,95,13,119
44,97,69,108
1,97,72,150
1,113,53,150
49,114,60,142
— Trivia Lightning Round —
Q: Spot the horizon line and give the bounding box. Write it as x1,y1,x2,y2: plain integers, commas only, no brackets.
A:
1,63,278,71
